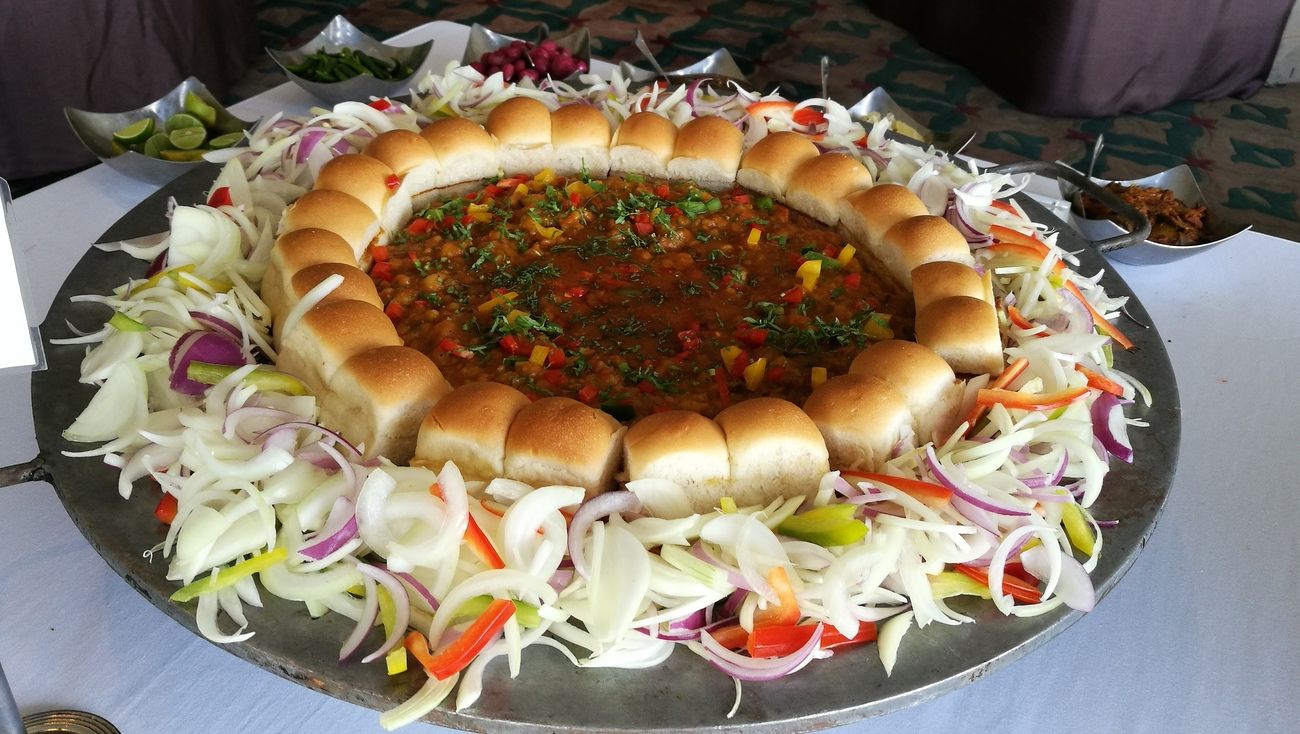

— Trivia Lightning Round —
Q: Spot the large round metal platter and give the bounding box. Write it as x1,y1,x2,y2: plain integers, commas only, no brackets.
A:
32,162,1180,732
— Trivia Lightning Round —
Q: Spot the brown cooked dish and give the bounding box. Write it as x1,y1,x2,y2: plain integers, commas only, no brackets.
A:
370,170,913,419
1080,182,1208,246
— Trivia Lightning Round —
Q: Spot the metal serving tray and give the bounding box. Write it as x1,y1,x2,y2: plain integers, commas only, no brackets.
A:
32,163,1179,733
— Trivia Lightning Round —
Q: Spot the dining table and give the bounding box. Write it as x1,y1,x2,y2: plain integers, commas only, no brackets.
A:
1,19,1296,734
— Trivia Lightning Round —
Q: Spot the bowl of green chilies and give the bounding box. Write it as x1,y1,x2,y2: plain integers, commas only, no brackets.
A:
267,15,433,106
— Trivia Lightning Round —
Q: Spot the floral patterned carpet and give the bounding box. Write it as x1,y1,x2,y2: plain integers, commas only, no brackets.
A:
246,0,1300,241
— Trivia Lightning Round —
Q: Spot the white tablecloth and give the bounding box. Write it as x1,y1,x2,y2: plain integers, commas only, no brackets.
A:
2,20,1297,734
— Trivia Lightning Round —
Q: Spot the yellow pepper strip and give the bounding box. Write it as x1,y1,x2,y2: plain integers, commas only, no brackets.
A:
174,270,233,294
836,244,856,266
129,264,196,295
719,497,738,514
528,345,550,367
466,202,493,222
108,311,149,332
743,357,767,390
746,226,763,247
864,313,893,340
811,366,828,389
376,586,408,675
532,168,555,185
720,345,743,373
929,571,994,600
796,259,822,291
170,547,288,603
510,183,530,203
1061,503,1096,556
477,291,518,313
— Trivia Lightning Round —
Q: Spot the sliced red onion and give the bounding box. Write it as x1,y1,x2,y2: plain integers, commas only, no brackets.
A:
299,498,359,561
944,195,992,246
1022,545,1095,612
832,475,861,497
700,622,823,681
222,405,299,439
924,447,1030,517
689,541,751,591
1019,451,1069,489
1095,519,1120,528
1059,286,1096,335
684,78,704,108
1091,393,1134,463
146,248,168,276
951,496,1000,534
358,564,412,663
859,146,888,169
255,421,364,459
189,311,242,340
296,130,326,164
169,331,248,395
548,568,574,592
640,609,711,642
670,608,707,632
391,568,440,611
338,570,378,661
719,588,748,618
568,491,643,579
330,139,352,156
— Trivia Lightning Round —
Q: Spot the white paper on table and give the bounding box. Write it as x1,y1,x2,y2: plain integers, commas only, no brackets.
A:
0,179,41,372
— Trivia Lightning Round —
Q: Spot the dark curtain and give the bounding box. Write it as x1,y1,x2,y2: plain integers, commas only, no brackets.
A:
868,0,1295,117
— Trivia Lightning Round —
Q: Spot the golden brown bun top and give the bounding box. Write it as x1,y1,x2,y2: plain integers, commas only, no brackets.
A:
422,380,531,438
885,215,972,264
849,339,956,391
504,396,623,460
910,260,987,309
271,228,358,273
300,299,401,352
714,397,825,450
362,129,438,174
803,372,910,427
486,97,552,148
787,152,874,200
281,189,377,247
333,346,450,407
624,410,727,464
419,116,497,159
843,183,929,240
671,115,744,170
738,131,819,181
915,295,1003,375
551,103,612,150
314,154,393,215
611,111,678,159
289,263,381,308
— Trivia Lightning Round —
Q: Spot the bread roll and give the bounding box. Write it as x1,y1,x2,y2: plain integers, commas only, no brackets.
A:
910,260,988,313
486,97,553,176
275,300,401,396
419,116,500,187
666,115,744,190
803,373,913,471
736,131,820,198
362,129,440,197
610,111,677,178
272,263,383,347
623,410,730,515
784,153,874,225
415,381,530,480
849,340,962,445
838,183,929,249
314,154,394,216
318,346,452,463
713,398,829,507
878,215,974,288
262,228,358,322
550,103,612,177
504,397,626,497
280,189,381,259
916,295,1004,376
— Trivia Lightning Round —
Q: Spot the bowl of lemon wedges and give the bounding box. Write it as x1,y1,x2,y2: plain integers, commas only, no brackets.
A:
65,77,254,185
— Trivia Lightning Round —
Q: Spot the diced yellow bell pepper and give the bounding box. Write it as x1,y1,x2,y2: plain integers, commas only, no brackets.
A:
720,345,744,373
796,259,822,291
836,244,856,266
811,366,828,389
864,313,893,340
477,291,518,313
746,226,763,247
743,357,767,390
533,168,555,185
528,345,550,367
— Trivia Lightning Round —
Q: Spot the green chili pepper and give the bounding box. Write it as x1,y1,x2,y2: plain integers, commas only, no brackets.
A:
776,503,868,546
171,547,288,602
186,361,309,396
452,595,541,628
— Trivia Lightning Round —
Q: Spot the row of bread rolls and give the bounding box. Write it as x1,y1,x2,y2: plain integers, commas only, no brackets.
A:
263,105,1009,497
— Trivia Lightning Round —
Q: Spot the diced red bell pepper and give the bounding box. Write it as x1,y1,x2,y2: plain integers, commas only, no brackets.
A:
732,193,751,205
404,598,516,680
729,350,752,379
843,272,861,288
714,369,731,408
440,215,455,229
498,335,530,356
766,365,786,382
654,182,671,199
370,245,389,262
385,174,402,190
735,326,768,348
545,349,566,368
370,261,394,281
707,624,750,651
576,384,599,405
368,98,393,111
953,563,1043,604
677,329,702,352
437,338,473,360
564,285,589,300
206,186,232,208
384,301,405,320
406,217,433,235
154,493,178,524
540,369,568,387
782,286,804,304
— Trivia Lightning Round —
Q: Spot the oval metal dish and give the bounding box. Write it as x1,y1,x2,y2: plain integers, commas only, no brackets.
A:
32,165,1180,732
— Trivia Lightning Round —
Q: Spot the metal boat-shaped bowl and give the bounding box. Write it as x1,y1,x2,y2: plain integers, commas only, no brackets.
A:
1059,164,1251,266
268,15,433,106
64,77,253,187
